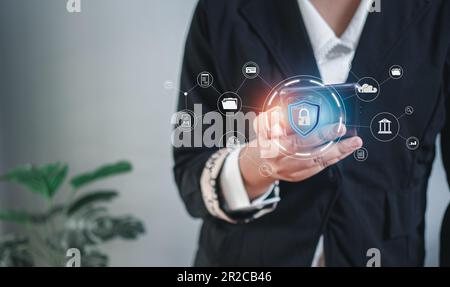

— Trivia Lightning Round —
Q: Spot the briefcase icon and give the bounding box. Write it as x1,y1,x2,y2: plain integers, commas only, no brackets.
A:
221,98,238,110
391,68,402,76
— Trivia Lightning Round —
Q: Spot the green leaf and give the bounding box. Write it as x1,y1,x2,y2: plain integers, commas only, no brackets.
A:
67,190,119,216
0,162,68,199
0,165,48,197
0,206,65,224
42,163,68,198
0,210,33,224
70,161,132,189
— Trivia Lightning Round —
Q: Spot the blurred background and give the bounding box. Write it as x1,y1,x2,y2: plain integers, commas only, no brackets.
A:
0,0,448,266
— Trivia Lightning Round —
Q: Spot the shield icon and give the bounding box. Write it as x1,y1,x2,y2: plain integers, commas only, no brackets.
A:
288,101,320,137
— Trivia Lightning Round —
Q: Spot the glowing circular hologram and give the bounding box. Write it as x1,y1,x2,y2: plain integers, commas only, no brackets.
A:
174,109,198,132
262,75,347,160
220,131,248,158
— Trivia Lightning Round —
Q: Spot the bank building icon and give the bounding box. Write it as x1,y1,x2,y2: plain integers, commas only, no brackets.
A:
378,118,392,134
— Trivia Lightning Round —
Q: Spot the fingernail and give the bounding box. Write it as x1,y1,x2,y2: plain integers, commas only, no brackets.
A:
334,124,346,136
351,137,363,148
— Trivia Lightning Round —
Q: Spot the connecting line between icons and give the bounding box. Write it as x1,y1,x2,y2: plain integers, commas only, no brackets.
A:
210,84,222,95
397,133,408,141
242,105,263,111
258,74,273,90
235,78,247,93
397,113,406,120
349,70,360,81
186,84,198,94
346,124,370,129
225,117,235,134
174,87,186,95
343,94,357,101
177,85,198,109
379,77,391,87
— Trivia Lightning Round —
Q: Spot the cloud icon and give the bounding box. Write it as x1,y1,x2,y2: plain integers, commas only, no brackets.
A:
357,83,378,94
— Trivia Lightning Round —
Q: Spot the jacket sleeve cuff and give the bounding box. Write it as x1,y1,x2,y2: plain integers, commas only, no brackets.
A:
200,148,280,224
220,147,280,212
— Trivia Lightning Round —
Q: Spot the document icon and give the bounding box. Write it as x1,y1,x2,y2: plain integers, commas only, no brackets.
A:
200,73,211,87
356,149,365,160
221,98,238,110
180,113,191,128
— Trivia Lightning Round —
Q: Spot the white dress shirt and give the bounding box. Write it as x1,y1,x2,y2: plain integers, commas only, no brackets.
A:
216,0,372,266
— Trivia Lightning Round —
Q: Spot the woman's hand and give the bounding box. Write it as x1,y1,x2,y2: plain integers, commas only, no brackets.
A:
239,107,363,199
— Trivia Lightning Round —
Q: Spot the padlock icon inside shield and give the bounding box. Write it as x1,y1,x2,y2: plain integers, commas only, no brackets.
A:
298,108,311,126
288,101,320,137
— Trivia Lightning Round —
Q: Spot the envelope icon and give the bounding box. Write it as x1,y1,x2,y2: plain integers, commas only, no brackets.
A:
221,98,238,110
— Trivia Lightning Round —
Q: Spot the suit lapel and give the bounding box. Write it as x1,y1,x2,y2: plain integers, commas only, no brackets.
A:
241,0,431,83
240,0,320,79
350,0,432,80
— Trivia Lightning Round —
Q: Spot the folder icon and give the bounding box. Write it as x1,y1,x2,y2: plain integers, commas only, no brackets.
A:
221,98,238,110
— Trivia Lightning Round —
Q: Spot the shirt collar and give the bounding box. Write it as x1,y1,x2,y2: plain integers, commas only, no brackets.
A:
298,0,372,64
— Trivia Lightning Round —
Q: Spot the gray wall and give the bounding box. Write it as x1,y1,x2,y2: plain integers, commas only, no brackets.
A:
425,141,449,266
0,0,199,266
0,0,448,266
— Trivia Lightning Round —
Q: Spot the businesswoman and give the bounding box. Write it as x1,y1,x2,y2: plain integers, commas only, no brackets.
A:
173,0,450,266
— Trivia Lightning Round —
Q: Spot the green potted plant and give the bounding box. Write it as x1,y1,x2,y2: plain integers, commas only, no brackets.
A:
0,161,145,267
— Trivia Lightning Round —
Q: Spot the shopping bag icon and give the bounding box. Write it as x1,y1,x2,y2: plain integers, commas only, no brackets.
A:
221,98,238,110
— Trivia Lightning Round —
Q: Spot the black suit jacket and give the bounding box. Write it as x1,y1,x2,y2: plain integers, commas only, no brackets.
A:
173,0,450,266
